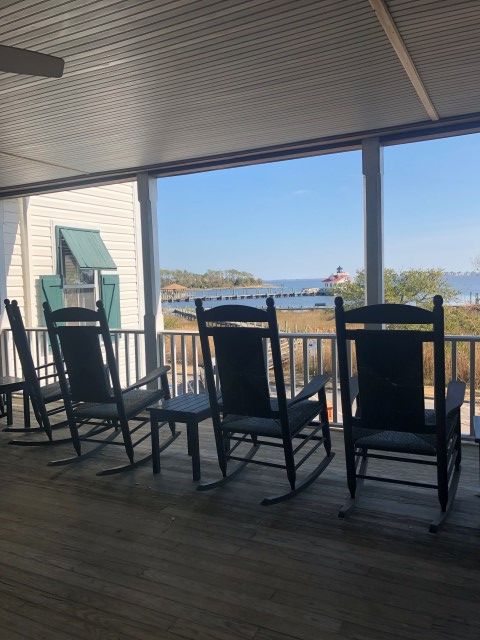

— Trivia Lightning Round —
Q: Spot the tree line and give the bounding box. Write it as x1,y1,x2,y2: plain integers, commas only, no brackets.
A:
336,268,458,307
161,268,264,289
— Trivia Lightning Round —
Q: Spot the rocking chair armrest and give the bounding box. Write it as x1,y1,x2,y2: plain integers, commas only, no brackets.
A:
288,373,330,407
446,380,466,418
124,365,170,392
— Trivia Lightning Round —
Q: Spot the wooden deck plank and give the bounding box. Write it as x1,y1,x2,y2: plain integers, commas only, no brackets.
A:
0,404,479,640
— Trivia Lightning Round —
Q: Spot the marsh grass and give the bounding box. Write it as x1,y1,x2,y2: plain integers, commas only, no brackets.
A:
162,306,480,399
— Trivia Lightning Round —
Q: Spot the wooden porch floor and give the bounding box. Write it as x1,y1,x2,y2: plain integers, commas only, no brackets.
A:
0,406,479,640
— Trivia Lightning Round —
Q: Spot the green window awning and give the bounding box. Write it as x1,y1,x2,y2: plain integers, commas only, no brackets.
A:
58,227,117,270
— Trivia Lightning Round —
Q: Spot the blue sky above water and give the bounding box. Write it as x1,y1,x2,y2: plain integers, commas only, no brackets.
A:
157,133,480,279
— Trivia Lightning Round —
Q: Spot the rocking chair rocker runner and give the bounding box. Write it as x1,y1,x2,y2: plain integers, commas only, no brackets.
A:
44,300,178,475
335,295,465,532
4,299,70,445
195,297,334,504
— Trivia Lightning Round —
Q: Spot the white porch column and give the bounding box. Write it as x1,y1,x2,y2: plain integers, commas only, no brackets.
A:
136,173,163,374
362,137,384,305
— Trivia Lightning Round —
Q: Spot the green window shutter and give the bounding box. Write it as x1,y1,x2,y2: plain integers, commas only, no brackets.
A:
39,275,64,326
100,274,121,329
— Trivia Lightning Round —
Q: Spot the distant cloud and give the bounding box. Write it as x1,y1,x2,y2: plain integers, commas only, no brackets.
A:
292,188,314,196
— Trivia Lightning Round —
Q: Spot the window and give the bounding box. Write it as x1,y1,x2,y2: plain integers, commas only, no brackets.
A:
39,227,121,328
59,238,96,310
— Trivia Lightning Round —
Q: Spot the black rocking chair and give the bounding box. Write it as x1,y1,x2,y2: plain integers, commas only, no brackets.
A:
195,297,334,504
44,300,179,475
335,295,465,532
4,299,71,446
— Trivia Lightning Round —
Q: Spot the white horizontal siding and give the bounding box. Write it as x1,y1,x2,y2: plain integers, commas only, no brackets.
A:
0,198,24,330
24,182,142,330
1,181,145,383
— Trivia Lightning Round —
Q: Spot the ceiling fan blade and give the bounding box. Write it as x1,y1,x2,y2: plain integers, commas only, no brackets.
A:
0,45,64,77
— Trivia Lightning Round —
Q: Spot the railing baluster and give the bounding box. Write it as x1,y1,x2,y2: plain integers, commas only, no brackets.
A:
2,331,10,377
316,337,323,375
0,331,4,378
12,334,18,377
470,340,476,437
263,337,271,392
134,333,140,382
289,336,296,398
35,331,40,369
348,339,353,378
332,337,338,424
170,334,177,396
114,333,120,366
302,337,309,386
192,335,199,393
158,333,166,366
181,333,188,394
124,333,130,387
451,339,457,381
42,331,51,380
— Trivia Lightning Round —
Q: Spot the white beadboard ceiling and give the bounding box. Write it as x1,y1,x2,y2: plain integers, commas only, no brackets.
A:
0,0,479,194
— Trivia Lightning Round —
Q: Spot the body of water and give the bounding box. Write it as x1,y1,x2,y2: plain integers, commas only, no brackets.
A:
163,274,480,311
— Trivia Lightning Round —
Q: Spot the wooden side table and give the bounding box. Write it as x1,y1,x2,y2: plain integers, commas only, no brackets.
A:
0,376,27,427
148,394,212,481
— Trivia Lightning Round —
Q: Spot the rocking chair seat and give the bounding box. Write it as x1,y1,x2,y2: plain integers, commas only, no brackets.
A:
222,398,321,438
75,388,164,420
352,409,445,456
40,381,63,403
353,429,437,456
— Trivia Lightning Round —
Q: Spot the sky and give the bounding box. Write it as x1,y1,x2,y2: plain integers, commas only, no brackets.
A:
157,133,480,280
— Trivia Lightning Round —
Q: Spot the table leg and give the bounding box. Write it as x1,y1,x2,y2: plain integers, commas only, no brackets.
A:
188,421,201,482
6,392,13,426
151,416,161,474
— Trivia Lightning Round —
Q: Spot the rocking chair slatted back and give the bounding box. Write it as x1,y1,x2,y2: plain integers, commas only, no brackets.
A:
4,299,37,384
352,329,427,433
211,327,272,418
44,302,123,410
195,298,289,428
335,295,446,439
56,326,111,402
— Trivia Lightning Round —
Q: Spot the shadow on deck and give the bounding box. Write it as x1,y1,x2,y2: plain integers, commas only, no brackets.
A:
0,402,479,640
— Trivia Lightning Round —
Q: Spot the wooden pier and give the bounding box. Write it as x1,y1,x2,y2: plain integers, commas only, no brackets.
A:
162,288,330,303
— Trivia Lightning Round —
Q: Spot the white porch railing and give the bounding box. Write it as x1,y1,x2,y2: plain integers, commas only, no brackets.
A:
1,328,478,438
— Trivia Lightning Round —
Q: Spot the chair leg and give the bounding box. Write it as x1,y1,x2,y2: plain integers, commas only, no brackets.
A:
6,391,13,426
188,421,201,482
319,388,332,456
437,458,449,513
119,417,134,463
322,422,332,456
23,391,31,430
212,427,227,477
286,455,296,491
345,447,357,499
430,463,461,533
67,416,82,455
151,416,161,474
455,423,462,468
339,452,368,518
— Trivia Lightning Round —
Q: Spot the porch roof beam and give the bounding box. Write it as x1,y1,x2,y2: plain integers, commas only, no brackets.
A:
369,0,439,122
